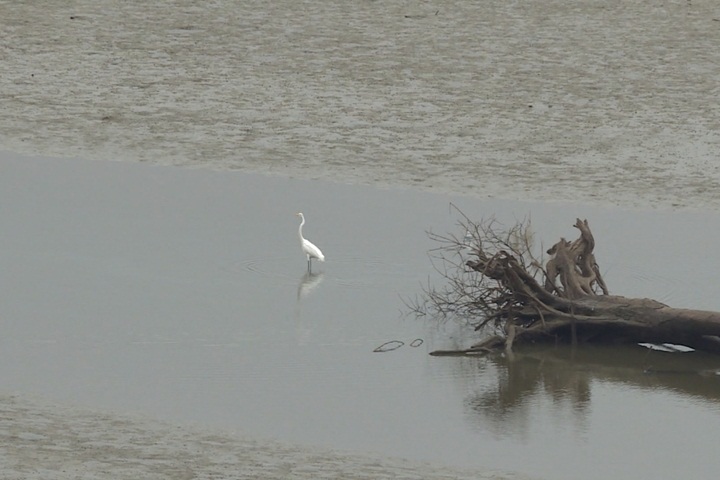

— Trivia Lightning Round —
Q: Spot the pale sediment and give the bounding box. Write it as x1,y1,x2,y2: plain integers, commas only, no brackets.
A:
1,1,720,210
0,395,526,480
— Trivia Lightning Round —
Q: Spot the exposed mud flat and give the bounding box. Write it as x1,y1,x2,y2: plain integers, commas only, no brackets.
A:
2,1,720,210
0,395,529,480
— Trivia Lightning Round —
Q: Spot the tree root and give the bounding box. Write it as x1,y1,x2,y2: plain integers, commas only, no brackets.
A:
416,215,720,355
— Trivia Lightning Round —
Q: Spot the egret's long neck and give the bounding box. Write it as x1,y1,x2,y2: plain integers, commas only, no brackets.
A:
298,216,305,241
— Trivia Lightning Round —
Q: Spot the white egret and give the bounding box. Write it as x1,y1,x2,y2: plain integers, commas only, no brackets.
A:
296,212,325,271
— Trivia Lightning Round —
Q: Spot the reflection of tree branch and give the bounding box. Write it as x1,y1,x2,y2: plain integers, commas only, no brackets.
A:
466,351,591,422
456,346,720,434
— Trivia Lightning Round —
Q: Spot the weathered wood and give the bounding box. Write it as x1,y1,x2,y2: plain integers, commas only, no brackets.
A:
421,217,720,355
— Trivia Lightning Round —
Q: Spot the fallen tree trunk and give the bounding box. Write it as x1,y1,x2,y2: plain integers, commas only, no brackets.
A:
440,297,720,355
414,215,720,355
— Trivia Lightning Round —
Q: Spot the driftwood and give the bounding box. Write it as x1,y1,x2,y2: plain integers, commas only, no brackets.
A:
413,215,720,355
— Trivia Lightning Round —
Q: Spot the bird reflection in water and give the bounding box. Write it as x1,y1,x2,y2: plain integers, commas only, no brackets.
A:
297,270,324,301
294,270,324,345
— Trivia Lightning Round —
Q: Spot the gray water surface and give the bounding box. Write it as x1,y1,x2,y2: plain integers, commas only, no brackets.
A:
2,154,720,480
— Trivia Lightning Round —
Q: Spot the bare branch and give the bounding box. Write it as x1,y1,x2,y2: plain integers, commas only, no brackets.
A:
410,210,720,356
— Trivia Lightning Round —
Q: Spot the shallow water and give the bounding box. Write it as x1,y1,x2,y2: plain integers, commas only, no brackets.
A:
2,154,720,480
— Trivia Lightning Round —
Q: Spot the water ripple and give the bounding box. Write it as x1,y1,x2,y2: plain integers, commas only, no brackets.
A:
225,255,420,290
